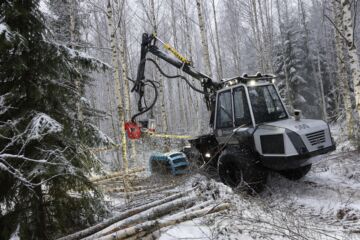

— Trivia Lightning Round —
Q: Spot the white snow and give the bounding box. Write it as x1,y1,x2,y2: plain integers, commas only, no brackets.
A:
9,225,20,240
159,220,212,240
87,123,114,145
0,23,7,34
27,113,63,140
0,22,12,41
39,0,50,15
295,94,307,103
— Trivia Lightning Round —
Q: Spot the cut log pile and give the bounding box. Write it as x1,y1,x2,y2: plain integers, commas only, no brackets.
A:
90,167,145,183
57,172,231,240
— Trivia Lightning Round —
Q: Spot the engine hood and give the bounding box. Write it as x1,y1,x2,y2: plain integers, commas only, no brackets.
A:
262,118,328,134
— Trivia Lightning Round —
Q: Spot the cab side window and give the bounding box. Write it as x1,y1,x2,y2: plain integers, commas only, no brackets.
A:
216,91,233,128
233,87,251,126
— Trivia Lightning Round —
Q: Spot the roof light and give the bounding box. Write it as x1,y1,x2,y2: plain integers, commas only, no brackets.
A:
249,80,256,86
272,79,276,84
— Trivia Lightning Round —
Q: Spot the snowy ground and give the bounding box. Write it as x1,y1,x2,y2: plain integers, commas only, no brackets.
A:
101,123,360,240
103,149,359,240
153,150,360,240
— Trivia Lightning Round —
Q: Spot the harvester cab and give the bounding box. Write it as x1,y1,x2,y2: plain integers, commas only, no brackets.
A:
126,32,336,192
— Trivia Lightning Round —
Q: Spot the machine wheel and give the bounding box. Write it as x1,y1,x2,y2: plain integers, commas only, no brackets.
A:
217,148,268,193
278,164,312,180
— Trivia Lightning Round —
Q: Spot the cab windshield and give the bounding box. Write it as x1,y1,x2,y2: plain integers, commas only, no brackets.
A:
248,85,287,124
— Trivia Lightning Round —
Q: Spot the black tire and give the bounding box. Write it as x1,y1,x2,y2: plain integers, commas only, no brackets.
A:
278,164,312,180
217,148,268,193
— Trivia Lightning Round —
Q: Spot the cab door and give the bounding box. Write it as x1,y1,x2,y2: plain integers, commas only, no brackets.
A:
214,86,252,144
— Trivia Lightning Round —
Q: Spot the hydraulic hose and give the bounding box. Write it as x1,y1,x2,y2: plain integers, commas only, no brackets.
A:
145,58,208,95
131,79,158,122
129,57,211,122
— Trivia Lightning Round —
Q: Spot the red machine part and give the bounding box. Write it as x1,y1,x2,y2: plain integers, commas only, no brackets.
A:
125,122,141,139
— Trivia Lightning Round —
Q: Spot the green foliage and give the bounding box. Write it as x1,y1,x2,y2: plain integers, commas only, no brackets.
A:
0,1,108,239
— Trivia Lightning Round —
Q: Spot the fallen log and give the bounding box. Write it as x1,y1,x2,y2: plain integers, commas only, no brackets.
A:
162,200,214,220
141,230,161,240
122,231,148,240
94,174,139,186
98,203,230,240
115,185,176,198
84,195,197,239
56,189,195,240
90,168,145,183
104,185,160,193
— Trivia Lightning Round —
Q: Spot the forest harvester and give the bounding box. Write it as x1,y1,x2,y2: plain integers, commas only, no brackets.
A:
125,33,336,192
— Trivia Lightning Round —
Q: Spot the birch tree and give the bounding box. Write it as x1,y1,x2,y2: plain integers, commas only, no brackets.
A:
333,0,356,138
182,0,201,132
196,0,212,77
340,0,360,119
149,0,169,135
106,0,128,171
115,0,137,165
211,0,223,79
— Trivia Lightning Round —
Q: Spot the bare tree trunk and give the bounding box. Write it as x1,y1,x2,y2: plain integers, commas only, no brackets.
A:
57,190,193,240
150,0,169,137
334,0,355,138
116,1,136,166
250,0,265,72
97,203,230,240
340,0,360,120
106,0,128,172
35,184,48,240
182,0,200,132
211,0,223,79
257,0,272,73
196,0,212,77
170,0,188,132
107,81,121,167
317,49,328,120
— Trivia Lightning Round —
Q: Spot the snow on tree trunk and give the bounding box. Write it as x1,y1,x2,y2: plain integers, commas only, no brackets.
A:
106,0,128,172
196,0,212,77
85,195,197,239
340,0,360,120
117,7,137,166
97,203,230,240
334,0,355,138
57,190,193,240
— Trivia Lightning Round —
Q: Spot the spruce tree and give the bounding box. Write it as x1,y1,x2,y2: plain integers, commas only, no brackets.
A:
274,15,319,118
0,1,109,239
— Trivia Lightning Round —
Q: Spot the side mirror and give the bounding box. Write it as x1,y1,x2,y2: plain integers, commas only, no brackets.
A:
294,109,301,121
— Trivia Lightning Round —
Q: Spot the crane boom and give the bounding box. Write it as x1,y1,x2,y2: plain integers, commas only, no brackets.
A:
131,33,222,122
